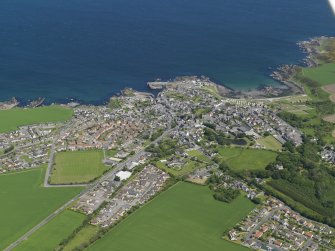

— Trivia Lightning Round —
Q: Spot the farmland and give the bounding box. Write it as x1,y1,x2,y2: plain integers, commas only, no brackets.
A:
50,150,108,184
15,210,85,251
88,182,254,251
302,63,335,86
0,106,73,133
62,225,100,251
0,168,82,250
217,147,277,171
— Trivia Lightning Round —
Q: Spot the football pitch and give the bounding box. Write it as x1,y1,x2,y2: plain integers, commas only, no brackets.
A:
50,150,108,184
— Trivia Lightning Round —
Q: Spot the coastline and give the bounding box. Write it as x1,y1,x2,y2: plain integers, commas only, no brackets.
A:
1,36,332,109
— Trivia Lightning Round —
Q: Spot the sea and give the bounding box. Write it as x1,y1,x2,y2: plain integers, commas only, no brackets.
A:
0,0,334,104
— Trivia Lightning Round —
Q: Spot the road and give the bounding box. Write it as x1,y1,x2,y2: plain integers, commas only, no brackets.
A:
43,138,56,187
4,126,173,251
245,207,282,240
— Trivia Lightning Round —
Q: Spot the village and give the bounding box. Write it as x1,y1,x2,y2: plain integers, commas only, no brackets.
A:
229,197,335,251
0,77,334,250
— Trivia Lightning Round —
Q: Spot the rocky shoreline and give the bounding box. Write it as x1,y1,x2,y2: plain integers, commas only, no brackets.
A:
270,36,335,95
2,36,333,108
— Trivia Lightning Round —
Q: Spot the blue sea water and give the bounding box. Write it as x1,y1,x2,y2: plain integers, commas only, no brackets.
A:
0,0,334,104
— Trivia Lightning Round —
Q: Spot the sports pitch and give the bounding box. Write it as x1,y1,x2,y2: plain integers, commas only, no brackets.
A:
51,150,108,184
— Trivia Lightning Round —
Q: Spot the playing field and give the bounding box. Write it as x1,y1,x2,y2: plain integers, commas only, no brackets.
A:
88,182,254,251
0,105,73,133
302,63,335,85
256,136,282,151
217,147,277,171
15,210,86,251
0,168,82,250
51,150,108,184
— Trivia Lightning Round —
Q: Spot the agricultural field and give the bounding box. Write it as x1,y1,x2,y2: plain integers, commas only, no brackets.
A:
50,150,108,184
0,105,73,133
88,182,254,251
256,136,282,151
217,147,277,171
62,225,100,251
0,168,82,250
15,210,85,251
302,63,335,85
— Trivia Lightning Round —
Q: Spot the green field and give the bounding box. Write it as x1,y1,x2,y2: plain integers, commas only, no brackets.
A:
0,106,73,133
51,150,108,184
156,159,204,176
15,210,85,251
63,225,100,251
88,182,254,251
256,136,282,151
186,149,211,162
0,168,82,250
217,147,277,171
302,63,335,85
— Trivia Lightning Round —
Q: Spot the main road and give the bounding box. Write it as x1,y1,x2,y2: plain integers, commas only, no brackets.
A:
4,126,174,251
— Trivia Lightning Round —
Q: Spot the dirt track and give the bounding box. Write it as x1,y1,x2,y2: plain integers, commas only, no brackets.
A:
322,84,335,102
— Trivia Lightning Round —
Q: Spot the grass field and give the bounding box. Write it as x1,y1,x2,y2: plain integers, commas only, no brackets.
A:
0,106,73,133
217,147,277,171
15,210,86,251
302,63,335,85
51,150,108,184
63,225,100,251
155,159,204,176
0,168,82,250
88,182,254,251
256,136,282,151
278,103,315,116
186,149,211,162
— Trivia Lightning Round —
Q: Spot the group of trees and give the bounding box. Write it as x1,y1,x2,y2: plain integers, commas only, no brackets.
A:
213,188,240,203
203,127,247,146
4,145,14,154
146,139,179,158
250,138,335,226
207,172,241,203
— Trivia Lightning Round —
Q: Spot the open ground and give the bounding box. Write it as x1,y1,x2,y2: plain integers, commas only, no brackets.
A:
87,182,254,251
256,136,282,151
0,106,73,133
0,167,82,250
14,210,85,251
217,147,277,171
50,150,108,184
